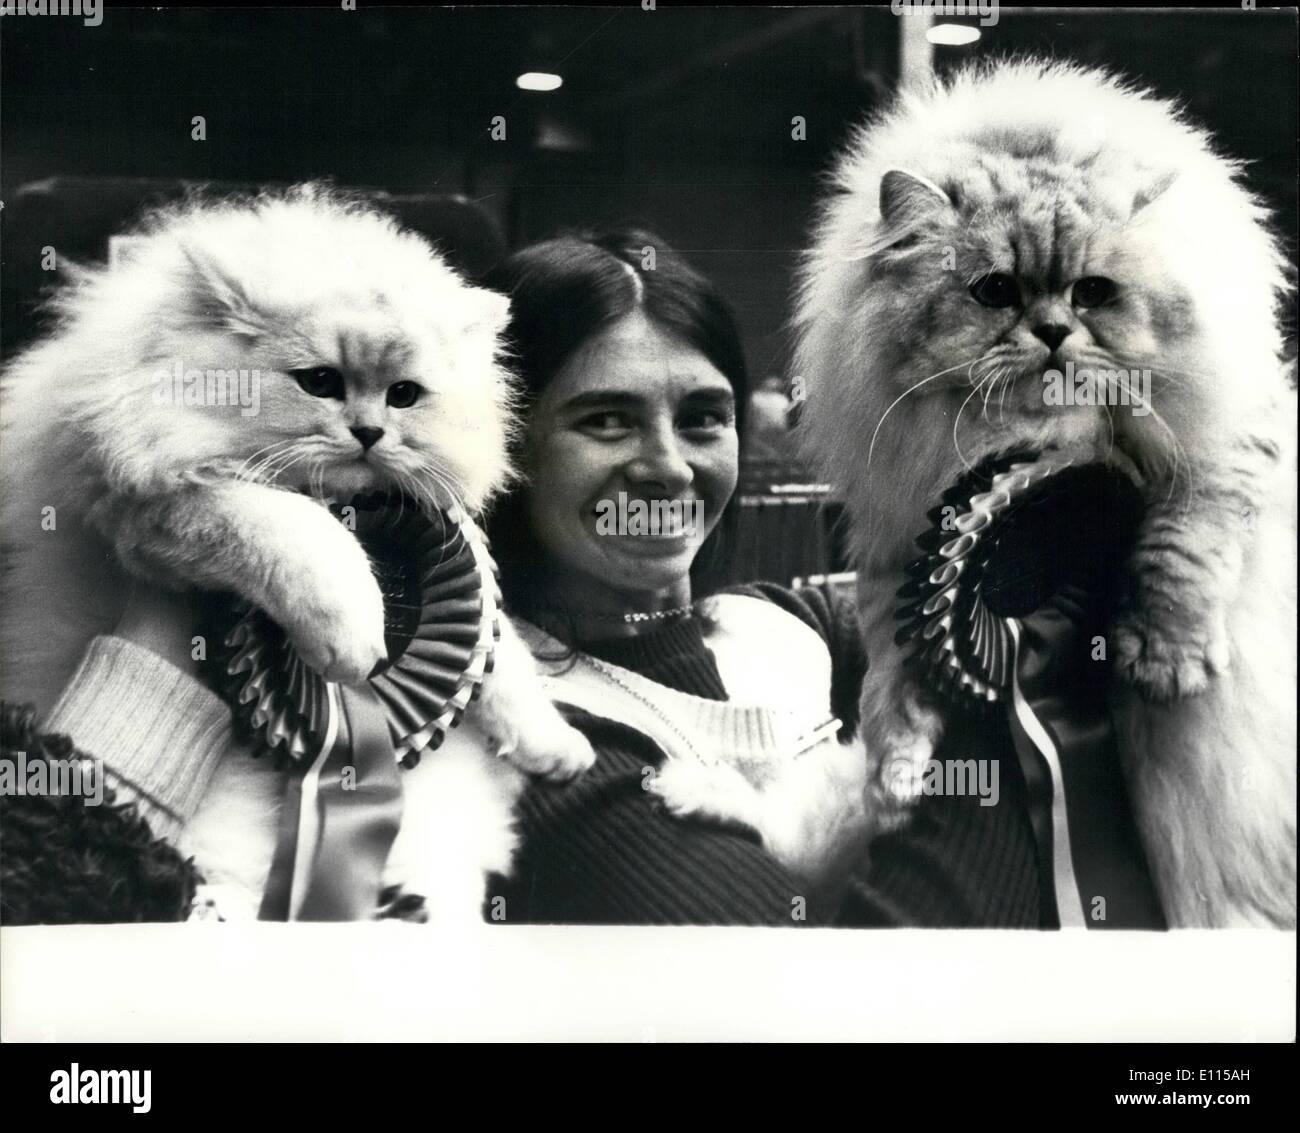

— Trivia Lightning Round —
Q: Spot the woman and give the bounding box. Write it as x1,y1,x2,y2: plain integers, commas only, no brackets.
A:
2,229,1043,927
477,228,1042,926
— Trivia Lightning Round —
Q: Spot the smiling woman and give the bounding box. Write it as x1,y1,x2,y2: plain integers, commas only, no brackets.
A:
481,228,1044,925
518,307,739,619
485,229,749,636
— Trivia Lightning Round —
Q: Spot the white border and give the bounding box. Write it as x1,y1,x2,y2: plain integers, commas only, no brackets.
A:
1,925,1293,1042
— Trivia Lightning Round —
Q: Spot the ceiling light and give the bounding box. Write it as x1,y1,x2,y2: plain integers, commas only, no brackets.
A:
516,72,562,92
927,24,981,46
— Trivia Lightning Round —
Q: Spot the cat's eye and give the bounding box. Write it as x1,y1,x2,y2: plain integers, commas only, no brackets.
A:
386,382,421,409
969,273,1019,309
1072,276,1118,309
290,367,345,400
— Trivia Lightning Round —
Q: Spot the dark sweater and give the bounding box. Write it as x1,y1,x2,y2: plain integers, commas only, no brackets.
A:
490,583,1043,927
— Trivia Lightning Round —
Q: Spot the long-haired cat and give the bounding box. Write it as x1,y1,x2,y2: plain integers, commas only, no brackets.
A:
0,184,594,920
795,60,1296,928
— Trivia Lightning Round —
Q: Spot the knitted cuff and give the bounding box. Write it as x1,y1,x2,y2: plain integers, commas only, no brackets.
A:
42,636,232,844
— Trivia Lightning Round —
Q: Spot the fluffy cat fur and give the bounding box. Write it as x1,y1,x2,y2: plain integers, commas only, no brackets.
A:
0,184,594,920
794,60,1296,928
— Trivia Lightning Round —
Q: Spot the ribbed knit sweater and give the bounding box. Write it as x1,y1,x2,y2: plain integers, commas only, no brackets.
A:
29,585,1043,927
493,583,1043,927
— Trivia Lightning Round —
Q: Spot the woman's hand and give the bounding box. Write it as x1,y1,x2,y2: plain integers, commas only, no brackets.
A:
114,582,203,678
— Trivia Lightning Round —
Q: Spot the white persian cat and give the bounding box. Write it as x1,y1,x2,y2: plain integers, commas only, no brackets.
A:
794,60,1295,927
0,184,594,920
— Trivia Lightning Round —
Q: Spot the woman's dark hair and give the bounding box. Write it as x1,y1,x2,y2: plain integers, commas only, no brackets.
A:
482,226,751,625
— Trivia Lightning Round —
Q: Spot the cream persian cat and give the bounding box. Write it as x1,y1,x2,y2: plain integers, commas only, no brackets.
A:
0,184,594,919
795,61,1295,927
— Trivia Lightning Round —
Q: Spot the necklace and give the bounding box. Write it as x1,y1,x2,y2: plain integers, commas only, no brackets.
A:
567,602,696,626
578,653,715,766
617,604,694,625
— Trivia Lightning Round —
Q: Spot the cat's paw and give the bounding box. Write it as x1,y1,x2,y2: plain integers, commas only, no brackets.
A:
876,730,937,805
1113,608,1231,701
189,883,259,923
503,716,596,783
271,537,388,686
647,758,763,832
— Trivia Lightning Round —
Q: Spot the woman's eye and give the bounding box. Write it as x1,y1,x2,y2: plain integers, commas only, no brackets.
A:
387,381,421,409
576,411,634,437
1072,276,1118,309
969,272,1020,309
679,409,730,432
289,366,345,399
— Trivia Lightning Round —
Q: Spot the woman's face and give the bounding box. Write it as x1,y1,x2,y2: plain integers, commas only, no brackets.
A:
523,308,740,614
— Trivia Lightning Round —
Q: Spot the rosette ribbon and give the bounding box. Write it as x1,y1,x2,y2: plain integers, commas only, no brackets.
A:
895,454,1165,929
207,493,500,921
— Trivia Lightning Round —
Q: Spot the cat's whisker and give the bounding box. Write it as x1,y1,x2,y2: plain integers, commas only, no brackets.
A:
236,439,298,484
980,366,1008,422
1091,363,1198,508
952,374,992,475
253,441,313,487
395,469,425,516
1102,356,1204,390
235,439,290,477
264,447,314,488
383,472,409,519
1136,402,1195,511
256,443,315,487
995,367,1014,424
405,462,466,574
866,358,985,474
303,458,323,502
1100,395,1118,467
997,368,1012,424
412,458,466,517
395,463,434,513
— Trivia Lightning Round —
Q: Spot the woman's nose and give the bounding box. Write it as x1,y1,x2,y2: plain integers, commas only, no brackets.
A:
625,425,693,494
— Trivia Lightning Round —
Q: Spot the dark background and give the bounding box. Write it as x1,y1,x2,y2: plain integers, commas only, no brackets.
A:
3,4,1297,386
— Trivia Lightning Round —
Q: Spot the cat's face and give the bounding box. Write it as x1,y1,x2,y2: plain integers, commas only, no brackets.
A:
858,155,1197,471
797,61,1286,530
121,192,515,514
796,61,1287,571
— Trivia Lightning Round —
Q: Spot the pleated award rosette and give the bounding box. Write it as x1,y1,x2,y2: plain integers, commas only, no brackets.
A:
894,453,1165,929
206,492,500,921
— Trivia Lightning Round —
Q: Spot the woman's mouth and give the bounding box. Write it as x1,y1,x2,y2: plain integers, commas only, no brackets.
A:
589,495,706,543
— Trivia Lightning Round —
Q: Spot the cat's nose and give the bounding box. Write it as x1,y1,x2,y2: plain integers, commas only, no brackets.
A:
350,426,384,450
1032,323,1072,351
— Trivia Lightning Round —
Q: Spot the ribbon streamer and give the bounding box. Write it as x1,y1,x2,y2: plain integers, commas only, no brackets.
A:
207,493,500,921
896,454,1165,929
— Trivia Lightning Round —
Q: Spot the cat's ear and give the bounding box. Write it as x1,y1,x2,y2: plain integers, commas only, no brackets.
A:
1131,170,1178,218
462,287,512,339
848,169,955,260
879,169,954,228
177,241,265,341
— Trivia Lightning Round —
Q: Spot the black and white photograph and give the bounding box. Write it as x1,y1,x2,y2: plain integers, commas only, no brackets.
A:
0,1,1295,1057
